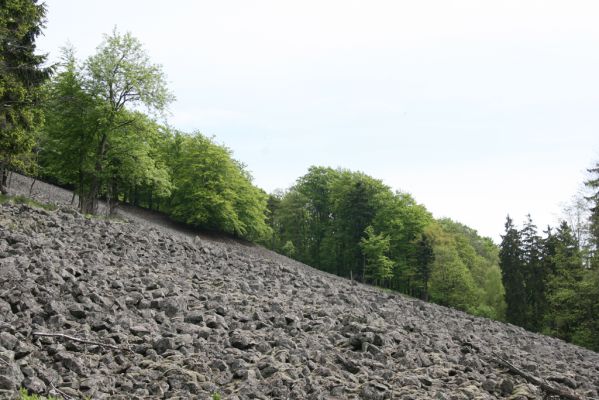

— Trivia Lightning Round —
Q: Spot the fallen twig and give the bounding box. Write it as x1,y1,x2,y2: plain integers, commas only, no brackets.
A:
0,357,10,367
32,332,132,352
50,381,75,400
490,352,582,400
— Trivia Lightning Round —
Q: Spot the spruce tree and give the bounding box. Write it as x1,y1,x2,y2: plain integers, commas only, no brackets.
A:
0,0,52,191
499,216,528,327
586,163,599,267
520,215,546,331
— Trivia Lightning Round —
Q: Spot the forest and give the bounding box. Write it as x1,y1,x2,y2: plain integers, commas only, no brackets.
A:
1,0,598,351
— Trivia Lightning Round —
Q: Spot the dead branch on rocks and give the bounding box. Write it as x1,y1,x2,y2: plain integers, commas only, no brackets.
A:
50,381,75,400
490,352,582,400
32,332,132,352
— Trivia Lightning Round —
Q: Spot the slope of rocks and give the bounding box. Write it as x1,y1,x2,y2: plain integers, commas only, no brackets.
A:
1,202,598,400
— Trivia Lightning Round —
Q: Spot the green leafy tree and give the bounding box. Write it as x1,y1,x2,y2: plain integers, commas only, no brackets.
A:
39,47,99,203
373,192,432,293
167,133,270,240
0,0,51,191
80,29,173,213
428,227,477,311
281,240,296,257
328,171,391,279
360,226,394,285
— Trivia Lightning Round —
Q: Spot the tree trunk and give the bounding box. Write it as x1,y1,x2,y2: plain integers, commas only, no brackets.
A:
29,178,36,197
0,167,8,194
81,133,108,215
108,178,118,215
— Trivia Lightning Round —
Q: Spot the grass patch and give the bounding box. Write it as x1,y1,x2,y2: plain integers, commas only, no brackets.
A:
0,194,58,211
18,388,60,400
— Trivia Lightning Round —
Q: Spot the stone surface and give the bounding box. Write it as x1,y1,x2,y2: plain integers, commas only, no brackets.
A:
1,191,598,399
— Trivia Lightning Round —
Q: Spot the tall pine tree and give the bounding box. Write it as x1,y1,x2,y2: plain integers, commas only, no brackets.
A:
520,215,546,331
0,0,52,191
499,216,528,327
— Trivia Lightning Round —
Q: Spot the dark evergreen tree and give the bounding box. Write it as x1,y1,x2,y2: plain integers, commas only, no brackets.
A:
499,216,528,327
0,0,52,191
586,163,599,267
544,221,585,342
520,215,546,331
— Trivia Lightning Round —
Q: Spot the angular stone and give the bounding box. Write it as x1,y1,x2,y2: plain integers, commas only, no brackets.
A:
23,376,47,394
184,310,204,324
0,332,18,350
154,337,176,354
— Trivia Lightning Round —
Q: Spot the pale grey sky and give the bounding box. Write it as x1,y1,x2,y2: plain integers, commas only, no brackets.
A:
37,0,599,241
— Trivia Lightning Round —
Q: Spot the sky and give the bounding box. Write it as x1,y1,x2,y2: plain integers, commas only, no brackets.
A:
36,0,599,241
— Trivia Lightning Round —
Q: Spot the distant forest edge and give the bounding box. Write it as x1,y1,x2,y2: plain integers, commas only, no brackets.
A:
1,1,598,351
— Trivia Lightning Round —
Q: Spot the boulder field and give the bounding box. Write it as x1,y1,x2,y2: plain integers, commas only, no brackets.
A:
0,202,598,399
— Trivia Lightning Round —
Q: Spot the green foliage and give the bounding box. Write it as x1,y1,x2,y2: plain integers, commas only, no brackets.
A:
18,387,60,400
39,29,173,213
427,223,477,311
360,226,394,284
0,0,52,187
167,132,270,240
499,216,528,326
268,166,505,318
281,240,296,257
500,204,599,351
211,393,222,400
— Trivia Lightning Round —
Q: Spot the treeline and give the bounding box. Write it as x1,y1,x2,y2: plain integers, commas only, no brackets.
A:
266,167,506,320
500,166,599,351
0,7,271,241
36,35,271,240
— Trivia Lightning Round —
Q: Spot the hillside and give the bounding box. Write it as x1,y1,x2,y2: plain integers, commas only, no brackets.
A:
1,194,598,399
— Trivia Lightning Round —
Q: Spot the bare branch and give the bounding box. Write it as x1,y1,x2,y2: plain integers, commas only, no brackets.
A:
32,332,132,352
50,381,75,400
490,353,583,400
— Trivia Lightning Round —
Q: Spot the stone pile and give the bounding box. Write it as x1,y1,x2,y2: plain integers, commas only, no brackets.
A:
1,203,598,399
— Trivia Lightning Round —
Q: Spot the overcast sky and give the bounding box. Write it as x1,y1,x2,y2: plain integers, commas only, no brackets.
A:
37,0,599,241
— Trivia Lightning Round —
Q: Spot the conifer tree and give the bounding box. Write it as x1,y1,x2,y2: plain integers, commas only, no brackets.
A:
0,0,51,191
520,215,546,330
586,163,599,267
499,216,528,326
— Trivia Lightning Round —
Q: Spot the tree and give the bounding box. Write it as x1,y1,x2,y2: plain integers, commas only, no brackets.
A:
499,216,528,327
167,133,270,240
80,29,173,213
586,163,599,267
39,47,100,203
360,226,394,285
0,0,51,192
520,215,546,330
414,229,435,300
544,221,584,341
428,238,477,311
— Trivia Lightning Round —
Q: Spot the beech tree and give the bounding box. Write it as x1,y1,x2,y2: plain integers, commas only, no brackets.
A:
167,132,270,240
80,29,173,213
0,0,51,192
360,226,394,285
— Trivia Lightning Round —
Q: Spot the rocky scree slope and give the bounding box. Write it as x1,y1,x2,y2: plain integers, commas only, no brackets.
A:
0,203,598,400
